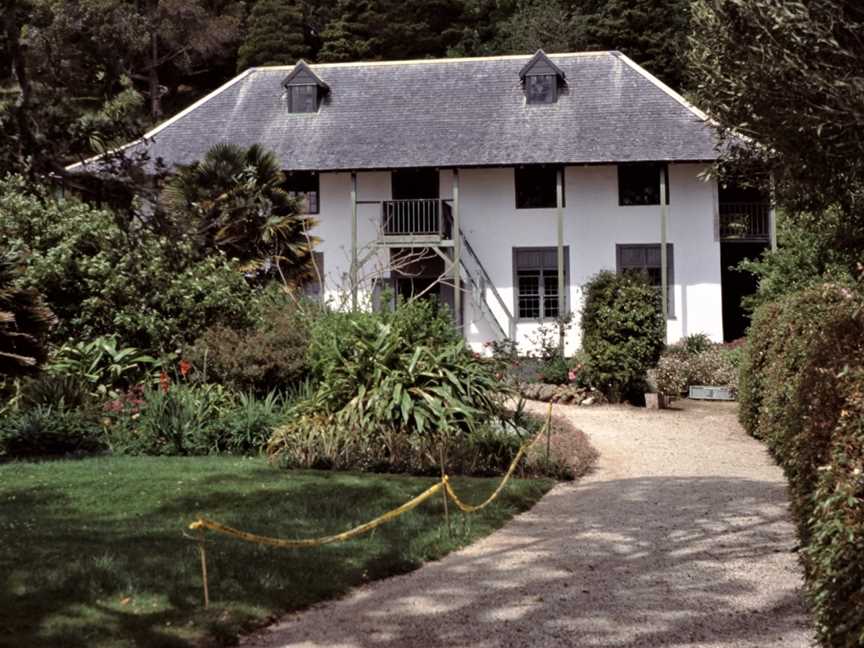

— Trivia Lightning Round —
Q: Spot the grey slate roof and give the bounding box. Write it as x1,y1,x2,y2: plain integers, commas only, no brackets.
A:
75,51,720,172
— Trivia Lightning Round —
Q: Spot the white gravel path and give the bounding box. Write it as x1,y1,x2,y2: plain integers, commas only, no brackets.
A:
243,400,813,648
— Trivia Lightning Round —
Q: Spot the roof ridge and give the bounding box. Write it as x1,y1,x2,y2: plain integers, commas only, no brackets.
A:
250,50,615,72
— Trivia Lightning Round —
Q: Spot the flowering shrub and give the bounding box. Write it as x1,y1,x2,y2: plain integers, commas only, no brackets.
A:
652,338,739,397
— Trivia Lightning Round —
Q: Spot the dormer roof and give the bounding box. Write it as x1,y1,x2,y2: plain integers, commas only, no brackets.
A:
281,59,329,91
518,50,566,81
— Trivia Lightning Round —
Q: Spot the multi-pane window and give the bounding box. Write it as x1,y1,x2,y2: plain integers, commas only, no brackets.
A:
616,243,675,317
515,166,562,209
618,163,670,206
283,171,319,214
514,247,568,320
525,73,557,104
287,84,318,113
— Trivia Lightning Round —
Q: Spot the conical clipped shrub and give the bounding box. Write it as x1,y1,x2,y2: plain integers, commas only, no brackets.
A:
0,254,56,377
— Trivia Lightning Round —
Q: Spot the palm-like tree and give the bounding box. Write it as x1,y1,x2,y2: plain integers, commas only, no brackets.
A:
163,143,320,282
0,255,56,377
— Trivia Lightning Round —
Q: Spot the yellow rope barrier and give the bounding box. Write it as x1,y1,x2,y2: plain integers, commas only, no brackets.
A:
186,404,555,604
189,480,444,548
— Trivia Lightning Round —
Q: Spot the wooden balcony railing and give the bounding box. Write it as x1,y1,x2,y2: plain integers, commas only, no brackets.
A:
719,202,771,241
381,198,451,239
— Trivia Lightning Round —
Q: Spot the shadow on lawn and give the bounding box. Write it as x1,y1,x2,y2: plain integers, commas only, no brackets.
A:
0,468,541,648
244,475,813,648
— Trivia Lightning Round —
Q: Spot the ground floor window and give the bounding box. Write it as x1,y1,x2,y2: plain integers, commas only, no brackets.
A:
616,243,674,317
513,246,568,320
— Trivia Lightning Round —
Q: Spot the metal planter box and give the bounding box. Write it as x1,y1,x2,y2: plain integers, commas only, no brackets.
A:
689,385,735,401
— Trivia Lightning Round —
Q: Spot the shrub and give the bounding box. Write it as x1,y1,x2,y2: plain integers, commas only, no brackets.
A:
19,374,94,411
105,383,287,456
188,299,314,394
106,383,231,456
269,300,512,473
0,406,104,458
738,283,864,646
45,335,160,396
210,391,287,455
0,175,259,352
580,271,665,401
537,355,570,385
652,338,739,397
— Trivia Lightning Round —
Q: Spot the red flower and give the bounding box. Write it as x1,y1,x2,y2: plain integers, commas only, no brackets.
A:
159,371,171,393
178,359,191,377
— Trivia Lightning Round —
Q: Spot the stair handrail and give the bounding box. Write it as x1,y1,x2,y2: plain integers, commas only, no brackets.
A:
442,202,515,339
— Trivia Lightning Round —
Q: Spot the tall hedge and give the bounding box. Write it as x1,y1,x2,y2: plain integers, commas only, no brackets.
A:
581,270,665,402
739,283,864,646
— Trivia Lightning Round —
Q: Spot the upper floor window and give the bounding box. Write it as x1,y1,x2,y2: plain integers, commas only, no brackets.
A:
618,162,669,206
526,74,557,104
282,60,329,114
284,171,319,214
515,166,563,209
519,50,566,105
287,85,318,113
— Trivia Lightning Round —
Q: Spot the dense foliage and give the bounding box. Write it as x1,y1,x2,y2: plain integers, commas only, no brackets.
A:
163,143,319,280
738,284,864,646
0,175,259,351
690,0,864,285
580,271,665,401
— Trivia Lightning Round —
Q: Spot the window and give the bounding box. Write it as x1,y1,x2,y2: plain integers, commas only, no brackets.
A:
616,243,674,317
283,171,319,214
282,60,329,114
513,247,568,320
287,84,318,113
515,166,563,209
618,163,670,206
526,74,557,104
519,50,565,105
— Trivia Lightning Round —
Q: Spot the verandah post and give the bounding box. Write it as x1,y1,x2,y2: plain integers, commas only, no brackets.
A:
452,169,461,330
768,173,778,252
350,171,358,311
660,165,669,329
556,167,565,357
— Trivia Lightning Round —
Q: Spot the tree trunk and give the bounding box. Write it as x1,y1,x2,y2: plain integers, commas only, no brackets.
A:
149,30,162,123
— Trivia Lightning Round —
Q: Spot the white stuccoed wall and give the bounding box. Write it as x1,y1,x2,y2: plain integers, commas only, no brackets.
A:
314,163,724,355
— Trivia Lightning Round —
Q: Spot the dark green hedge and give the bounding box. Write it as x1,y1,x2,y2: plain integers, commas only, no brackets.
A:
739,283,864,647
580,270,665,402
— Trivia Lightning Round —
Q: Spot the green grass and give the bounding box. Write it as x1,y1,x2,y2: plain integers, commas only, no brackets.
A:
0,456,552,647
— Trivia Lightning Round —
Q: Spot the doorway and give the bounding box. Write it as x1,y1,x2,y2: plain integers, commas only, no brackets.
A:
720,241,769,341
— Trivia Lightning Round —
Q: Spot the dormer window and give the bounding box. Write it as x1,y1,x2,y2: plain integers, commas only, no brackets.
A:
519,50,566,105
282,60,329,114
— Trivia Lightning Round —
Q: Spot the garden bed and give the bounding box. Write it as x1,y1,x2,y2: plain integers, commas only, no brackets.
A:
0,456,552,648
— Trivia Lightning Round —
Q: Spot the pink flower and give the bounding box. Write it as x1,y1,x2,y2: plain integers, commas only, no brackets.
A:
568,369,579,383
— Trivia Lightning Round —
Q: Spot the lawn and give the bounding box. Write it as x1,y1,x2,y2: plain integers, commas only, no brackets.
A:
0,456,552,648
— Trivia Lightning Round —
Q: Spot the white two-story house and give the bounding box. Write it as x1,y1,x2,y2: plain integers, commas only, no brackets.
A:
71,50,773,354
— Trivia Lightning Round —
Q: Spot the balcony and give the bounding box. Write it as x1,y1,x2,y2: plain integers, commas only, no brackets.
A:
380,198,452,246
719,202,771,241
